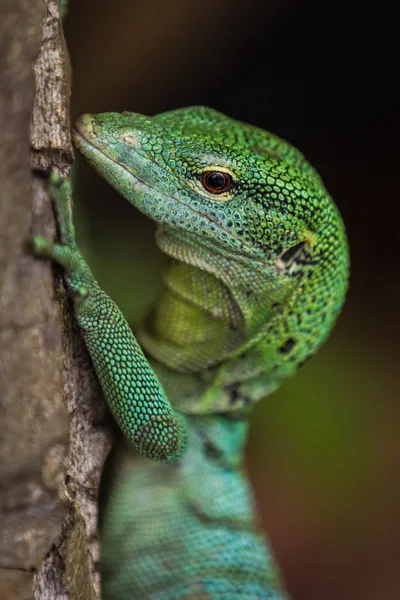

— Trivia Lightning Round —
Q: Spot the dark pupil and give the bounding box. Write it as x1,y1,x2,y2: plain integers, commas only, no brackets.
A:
207,172,226,189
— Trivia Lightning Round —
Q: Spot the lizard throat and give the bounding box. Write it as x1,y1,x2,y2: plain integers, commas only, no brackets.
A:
137,259,246,374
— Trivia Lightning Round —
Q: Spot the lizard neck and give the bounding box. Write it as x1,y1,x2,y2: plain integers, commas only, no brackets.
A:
137,259,246,372
137,229,293,374
139,212,348,414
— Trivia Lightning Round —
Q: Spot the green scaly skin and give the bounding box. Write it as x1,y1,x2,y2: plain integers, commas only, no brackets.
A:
34,106,349,599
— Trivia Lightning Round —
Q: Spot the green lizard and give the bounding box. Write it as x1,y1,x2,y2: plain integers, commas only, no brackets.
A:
34,106,349,599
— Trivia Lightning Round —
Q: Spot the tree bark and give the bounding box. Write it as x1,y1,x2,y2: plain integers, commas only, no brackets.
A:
0,1,112,598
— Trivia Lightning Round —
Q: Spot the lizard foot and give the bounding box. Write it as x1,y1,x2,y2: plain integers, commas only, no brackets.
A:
33,172,95,298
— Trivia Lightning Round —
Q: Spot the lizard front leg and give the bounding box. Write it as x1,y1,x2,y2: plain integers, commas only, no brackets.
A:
34,173,188,461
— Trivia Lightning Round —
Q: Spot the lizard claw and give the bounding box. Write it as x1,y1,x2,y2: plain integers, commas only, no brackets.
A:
32,234,55,258
48,170,67,190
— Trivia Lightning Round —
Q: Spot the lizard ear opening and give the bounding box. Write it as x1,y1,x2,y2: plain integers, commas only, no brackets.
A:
280,241,306,264
275,240,311,275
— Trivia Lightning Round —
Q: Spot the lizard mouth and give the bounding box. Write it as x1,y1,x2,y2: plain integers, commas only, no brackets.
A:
72,124,149,194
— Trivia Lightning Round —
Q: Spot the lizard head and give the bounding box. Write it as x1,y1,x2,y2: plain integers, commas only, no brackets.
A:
73,106,328,264
73,106,349,410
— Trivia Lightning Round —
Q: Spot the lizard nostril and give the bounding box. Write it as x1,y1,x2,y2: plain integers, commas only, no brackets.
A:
123,134,138,145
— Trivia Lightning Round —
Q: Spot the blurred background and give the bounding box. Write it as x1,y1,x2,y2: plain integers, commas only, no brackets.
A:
64,1,397,598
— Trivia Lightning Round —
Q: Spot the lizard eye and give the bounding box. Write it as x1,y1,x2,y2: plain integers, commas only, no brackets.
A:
202,171,232,194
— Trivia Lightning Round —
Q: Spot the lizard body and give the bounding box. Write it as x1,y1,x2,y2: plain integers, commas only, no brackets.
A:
34,106,349,598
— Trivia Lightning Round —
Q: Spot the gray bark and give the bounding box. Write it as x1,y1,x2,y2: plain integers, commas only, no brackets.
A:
0,1,112,598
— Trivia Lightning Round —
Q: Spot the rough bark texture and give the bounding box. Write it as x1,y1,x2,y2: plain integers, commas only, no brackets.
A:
0,1,112,598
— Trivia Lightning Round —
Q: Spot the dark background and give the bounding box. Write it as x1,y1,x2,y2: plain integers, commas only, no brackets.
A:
65,2,398,598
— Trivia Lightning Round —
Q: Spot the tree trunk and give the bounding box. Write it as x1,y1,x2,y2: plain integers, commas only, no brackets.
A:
0,2,112,598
